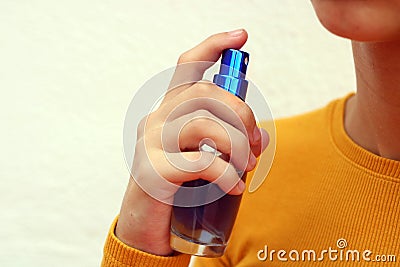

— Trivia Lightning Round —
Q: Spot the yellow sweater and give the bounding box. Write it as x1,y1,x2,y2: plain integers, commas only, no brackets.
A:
102,95,400,266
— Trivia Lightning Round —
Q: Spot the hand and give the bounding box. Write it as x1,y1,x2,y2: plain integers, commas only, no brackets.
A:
115,29,269,255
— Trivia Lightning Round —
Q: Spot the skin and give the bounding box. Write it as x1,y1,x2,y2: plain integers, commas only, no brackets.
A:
311,0,400,42
311,0,400,160
116,0,400,256
116,29,269,255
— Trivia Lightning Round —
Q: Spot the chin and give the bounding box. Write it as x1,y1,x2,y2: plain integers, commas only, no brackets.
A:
318,19,400,42
311,0,400,42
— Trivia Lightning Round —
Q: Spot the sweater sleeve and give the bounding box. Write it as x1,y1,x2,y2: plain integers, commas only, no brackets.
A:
101,217,192,267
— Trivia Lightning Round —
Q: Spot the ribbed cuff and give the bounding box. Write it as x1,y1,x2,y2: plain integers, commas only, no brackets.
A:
101,216,191,267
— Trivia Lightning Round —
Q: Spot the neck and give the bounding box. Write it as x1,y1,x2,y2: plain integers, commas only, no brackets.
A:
345,40,400,160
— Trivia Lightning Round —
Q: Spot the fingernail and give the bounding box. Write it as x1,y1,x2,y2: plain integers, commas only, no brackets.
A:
249,153,257,168
253,127,261,143
237,180,246,192
260,128,269,152
228,29,244,37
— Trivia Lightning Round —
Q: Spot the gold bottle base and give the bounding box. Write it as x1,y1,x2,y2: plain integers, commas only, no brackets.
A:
170,230,226,257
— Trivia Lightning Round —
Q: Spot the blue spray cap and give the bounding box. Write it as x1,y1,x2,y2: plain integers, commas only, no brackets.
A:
213,49,249,101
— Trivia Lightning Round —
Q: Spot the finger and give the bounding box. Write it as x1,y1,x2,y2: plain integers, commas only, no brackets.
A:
260,128,269,152
163,151,245,195
251,127,270,157
159,82,260,146
133,138,245,202
166,29,248,101
177,29,248,64
161,110,256,172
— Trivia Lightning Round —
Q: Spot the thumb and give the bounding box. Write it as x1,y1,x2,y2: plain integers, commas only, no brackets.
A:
167,29,248,95
177,29,248,64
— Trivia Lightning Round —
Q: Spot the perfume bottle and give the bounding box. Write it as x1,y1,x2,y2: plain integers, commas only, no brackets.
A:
170,49,250,257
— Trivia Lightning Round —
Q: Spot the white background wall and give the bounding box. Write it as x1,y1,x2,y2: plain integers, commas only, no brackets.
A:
0,1,355,266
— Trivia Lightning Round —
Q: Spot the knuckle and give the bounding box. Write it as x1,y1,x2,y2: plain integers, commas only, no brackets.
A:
191,111,216,136
177,51,192,64
233,101,253,126
193,82,212,97
193,109,213,119
229,131,249,160
205,33,219,43
190,118,205,132
136,115,150,139
183,119,201,137
184,116,210,142
236,131,250,152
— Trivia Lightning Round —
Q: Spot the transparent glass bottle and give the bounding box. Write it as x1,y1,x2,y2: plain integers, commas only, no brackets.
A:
170,49,250,257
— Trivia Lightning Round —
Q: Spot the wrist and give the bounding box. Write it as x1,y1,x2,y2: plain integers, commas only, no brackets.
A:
115,180,174,256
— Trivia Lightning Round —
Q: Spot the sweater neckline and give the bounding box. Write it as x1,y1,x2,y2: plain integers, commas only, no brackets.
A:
330,94,400,180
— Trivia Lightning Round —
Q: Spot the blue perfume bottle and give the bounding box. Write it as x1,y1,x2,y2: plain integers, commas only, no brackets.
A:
213,48,249,101
170,49,250,257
